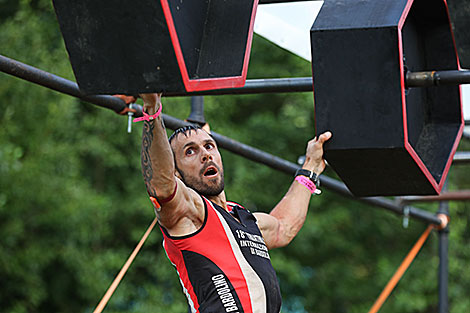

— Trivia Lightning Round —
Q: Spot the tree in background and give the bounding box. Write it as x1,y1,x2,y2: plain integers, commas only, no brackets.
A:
1,1,469,312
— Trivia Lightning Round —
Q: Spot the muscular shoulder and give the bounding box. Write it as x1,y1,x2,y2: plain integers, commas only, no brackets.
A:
156,179,206,237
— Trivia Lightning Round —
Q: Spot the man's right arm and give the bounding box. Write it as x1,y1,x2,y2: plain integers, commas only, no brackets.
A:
140,93,175,199
140,94,203,231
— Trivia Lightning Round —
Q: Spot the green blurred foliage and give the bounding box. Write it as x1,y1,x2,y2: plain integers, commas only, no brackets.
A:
1,1,469,312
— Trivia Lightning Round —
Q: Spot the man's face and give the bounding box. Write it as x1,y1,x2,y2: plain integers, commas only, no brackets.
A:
171,129,224,196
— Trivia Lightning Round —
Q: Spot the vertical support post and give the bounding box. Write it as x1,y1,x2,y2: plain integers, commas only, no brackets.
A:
438,183,449,313
187,96,206,125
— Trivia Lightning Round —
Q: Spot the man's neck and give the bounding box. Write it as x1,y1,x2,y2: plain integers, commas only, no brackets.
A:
206,191,227,211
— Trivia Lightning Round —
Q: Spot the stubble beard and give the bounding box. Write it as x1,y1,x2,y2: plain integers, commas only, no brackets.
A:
177,165,225,197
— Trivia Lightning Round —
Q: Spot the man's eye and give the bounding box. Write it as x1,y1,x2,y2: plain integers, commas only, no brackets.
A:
205,143,214,150
185,148,194,155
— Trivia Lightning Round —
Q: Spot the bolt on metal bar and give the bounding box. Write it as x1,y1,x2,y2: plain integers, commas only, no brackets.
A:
0,54,443,225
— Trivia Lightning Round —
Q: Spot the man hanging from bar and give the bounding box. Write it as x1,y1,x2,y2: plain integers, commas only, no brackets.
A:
139,93,331,313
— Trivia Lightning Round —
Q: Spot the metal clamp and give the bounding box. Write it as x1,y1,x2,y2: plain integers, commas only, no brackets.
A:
127,103,135,133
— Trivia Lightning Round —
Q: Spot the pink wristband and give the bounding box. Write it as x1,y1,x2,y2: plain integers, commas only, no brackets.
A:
295,175,321,195
133,103,163,122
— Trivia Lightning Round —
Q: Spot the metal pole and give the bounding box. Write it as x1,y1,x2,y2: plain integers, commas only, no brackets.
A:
2,54,470,98
400,190,470,202
0,55,127,113
452,151,470,165
437,184,449,313
406,70,470,87
163,70,470,96
164,70,470,97
0,55,442,225
187,96,206,125
163,77,313,97
0,54,312,96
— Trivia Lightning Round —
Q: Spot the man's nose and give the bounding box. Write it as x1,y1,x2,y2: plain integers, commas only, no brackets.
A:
201,149,212,162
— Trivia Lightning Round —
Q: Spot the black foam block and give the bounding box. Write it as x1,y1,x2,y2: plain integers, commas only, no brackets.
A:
311,0,463,197
53,0,258,95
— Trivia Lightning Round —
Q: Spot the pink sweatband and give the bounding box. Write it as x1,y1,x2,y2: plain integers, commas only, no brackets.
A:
133,103,163,122
295,175,321,195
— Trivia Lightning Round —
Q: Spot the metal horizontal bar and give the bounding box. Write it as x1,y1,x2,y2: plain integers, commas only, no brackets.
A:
0,55,127,113
406,70,470,87
164,70,470,96
401,190,470,203
453,152,470,164
0,55,442,225
0,54,311,97
163,77,313,97
3,54,469,99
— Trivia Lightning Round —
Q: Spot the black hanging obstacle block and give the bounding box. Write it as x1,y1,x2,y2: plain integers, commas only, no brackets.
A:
52,0,258,95
311,0,464,197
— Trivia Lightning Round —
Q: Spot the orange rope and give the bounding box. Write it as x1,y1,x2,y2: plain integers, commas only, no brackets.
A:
368,224,434,313
93,217,158,313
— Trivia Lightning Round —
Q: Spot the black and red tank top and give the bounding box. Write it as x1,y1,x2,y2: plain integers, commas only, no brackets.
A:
160,196,282,313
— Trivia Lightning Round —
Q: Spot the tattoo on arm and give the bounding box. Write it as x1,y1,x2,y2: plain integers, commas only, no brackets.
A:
141,120,158,198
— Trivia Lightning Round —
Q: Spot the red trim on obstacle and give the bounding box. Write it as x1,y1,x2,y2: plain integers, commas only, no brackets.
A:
160,0,258,92
397,0,440,194
440,122,464,188
441,0,466,194
397,0,464,195
404,143,440,193
241,0,259,87
427,0,464,194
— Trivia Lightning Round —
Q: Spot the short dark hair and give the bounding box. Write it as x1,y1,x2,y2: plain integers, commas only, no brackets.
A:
168,124,203,144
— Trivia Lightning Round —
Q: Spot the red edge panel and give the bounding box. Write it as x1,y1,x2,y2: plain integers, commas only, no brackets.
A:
399,0,464,194
160,0,189,87
438,122,464,189
161,0,259,92
399,0,439,193
437,0,465,192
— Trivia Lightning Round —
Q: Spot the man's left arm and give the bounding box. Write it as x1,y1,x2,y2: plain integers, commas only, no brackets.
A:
254,131,332,250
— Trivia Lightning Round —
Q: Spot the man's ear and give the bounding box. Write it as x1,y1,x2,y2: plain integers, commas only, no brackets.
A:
202,123,211,133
